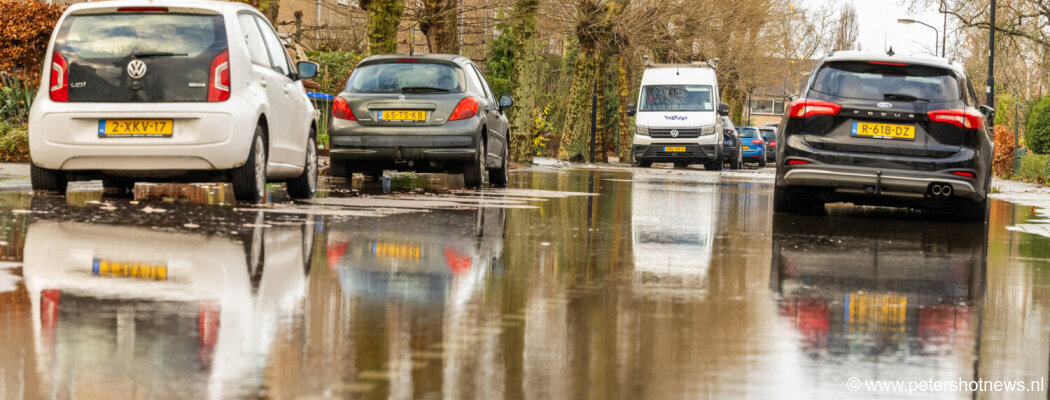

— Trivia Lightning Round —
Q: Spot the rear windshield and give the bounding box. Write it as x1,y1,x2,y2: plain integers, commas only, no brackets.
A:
737,127,759,138
639,85,713,112
810,61,961,102
57,14,223,59
346,62,465,93
759,128,775,137
54,13,227,102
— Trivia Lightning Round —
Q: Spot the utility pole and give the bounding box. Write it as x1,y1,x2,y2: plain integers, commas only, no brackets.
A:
589,77,597,164
986,0,996,107
940,0,947,57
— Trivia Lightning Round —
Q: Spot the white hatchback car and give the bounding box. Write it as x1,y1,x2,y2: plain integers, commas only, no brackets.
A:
29,0,319,201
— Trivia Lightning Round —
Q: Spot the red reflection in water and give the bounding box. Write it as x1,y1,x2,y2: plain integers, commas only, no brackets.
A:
918,304,971,354
444,247,471,275
780,297,830,350
198,301,220,365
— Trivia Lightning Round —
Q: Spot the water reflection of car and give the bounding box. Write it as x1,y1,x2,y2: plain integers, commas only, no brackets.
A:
21,212,316,399
771,213,985,355
631,179,718,292
327,208,504,306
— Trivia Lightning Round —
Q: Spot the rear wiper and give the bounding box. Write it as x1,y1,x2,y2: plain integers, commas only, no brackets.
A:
882,93,928,102
401,86,450,93
132,51,187,58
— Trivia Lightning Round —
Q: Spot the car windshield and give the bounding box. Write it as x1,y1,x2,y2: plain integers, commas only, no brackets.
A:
346,62,465,93
639,85,713,112
810,61,962,102
56,14,224,58
760,128,775,137
737,127,759,138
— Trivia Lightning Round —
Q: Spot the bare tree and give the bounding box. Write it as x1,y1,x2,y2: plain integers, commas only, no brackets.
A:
833,3,859,51
419,0,460,54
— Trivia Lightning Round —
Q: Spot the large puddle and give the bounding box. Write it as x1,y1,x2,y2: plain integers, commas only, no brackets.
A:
0,168,1047,399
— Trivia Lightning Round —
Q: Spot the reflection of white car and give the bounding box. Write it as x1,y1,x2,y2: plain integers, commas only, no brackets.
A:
29,0,319,201
22,217,312,399
328,208,504,307
631,180,718,292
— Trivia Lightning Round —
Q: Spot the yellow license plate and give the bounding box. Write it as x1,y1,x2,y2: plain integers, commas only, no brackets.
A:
742,145,749,150
846,292,907,333
92,258,168,281
371,239,421,261
379,110,426,121
852,122,915,140
99,119,173,137
663,146,686,152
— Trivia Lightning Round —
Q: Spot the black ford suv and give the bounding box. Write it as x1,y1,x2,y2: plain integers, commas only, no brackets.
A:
774,52,994,221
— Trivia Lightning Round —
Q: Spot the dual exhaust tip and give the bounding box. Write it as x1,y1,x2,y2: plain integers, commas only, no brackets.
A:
929,183,953,197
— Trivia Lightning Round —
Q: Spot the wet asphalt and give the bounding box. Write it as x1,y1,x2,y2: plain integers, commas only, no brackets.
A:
0,164,1048,399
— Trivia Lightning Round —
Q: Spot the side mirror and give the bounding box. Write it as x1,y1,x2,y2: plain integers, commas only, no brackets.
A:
296,61,319,80
788,93,799,101
717,102,730,116
498,94,514,110
979,105,995,119
627,103,636,116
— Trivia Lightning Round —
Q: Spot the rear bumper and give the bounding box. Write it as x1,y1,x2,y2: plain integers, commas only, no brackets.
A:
742,148,765,159
632,144,720,162
777,135,989,201
329,119,478,165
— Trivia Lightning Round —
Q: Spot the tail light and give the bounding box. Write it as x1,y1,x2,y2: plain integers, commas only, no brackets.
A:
332,97,356,120
769,141,777,147
927,109,984,129
752,139,764,145
951,171,976,179
117,6,169,12
787,98,841,118
723,129,733,135
449,97,479,121
49,51,68,102
208,49,230,102
787,159,810,166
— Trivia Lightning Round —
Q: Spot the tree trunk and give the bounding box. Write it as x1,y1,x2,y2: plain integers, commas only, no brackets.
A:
366,0,405,55
616,55,632,162
419,0,459,54
509,0,540,163
594,54,608,163
558,48,597,162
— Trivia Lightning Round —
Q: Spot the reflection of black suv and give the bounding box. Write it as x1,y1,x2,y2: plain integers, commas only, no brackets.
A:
774,52,994,221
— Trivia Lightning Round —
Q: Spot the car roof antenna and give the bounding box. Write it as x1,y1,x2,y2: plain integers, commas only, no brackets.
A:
887,46,895,57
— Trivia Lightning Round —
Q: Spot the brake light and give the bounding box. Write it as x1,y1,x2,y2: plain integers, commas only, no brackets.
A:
117,7,168,12
951,171,976,179
332,97,355,120
870,61,908,66
49,51,68,102
449,97,479,121
787,98,841,118
396,58,420,62
927,109,984,129
769,141,777,147
752,139,764,145
787,159,810,166
207,49,230,102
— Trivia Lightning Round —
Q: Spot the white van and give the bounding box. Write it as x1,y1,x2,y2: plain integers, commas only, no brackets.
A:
627,62,729,170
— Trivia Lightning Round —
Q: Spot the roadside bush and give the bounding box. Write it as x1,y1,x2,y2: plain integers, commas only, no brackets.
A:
1015,153,1050,183
992,125,1016,177
0,0,66,78
0,122,28,163
305,50,364,95
1025,96,1050,154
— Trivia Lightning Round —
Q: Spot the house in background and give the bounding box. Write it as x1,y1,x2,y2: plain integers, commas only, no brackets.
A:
744,85,790,126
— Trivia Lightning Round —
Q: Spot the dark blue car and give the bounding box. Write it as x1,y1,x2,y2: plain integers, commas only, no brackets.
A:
736,126,767,167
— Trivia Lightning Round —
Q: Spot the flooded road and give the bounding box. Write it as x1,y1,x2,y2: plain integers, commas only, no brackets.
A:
0,166,1048,399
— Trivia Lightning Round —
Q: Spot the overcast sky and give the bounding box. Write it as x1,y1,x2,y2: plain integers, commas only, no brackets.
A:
804,0,955,58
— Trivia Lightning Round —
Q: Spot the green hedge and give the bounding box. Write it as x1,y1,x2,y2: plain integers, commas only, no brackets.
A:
1026,96,1050,154
0,122,27,162
1015,153,1050,183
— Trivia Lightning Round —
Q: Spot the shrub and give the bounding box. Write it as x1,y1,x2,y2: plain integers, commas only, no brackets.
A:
992,125,1016,177
0,122,28,163
995,92,1018,132
1015,153,1050,183
0,0,66,79
1025,96,1050,154
0,74,35,125
305,50,364,95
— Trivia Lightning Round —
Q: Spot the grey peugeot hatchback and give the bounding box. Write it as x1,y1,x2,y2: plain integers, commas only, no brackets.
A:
774,51,994,221
327,54,513,188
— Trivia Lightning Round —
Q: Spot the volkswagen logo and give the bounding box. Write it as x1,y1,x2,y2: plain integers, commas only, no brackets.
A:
670,129,679,138
127,60,147,79
877,102,893,109
398,94,406,101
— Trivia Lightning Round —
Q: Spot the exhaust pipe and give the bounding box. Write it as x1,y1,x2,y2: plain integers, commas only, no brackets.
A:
931,184,942,196
928,183,954,198
942,185,952,196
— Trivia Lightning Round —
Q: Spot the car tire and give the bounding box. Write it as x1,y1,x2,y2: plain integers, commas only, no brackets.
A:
729,153,741,170
674,162,690,169
703,161,719,171
287,131,318,200
463,136,484,188
231,126,267,202
631,153,652,168
759,157,768,168
490,141,509,187
102,178,135,197
30,162,67,194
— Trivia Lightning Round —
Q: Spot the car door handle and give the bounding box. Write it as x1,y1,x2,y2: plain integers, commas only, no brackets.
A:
283,86,291,94
260,80,268,88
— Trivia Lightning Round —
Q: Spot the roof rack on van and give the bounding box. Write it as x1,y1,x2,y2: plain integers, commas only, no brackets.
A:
646,58,719,69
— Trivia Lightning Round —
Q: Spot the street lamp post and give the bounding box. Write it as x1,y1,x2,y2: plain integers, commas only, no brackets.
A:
987,0,996,107
939,0,947,57
898,18,940,56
